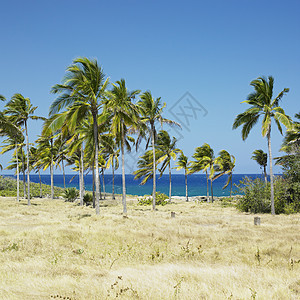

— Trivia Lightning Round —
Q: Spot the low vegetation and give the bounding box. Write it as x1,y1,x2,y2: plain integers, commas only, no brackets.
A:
0,176,64,198
0,196,299,299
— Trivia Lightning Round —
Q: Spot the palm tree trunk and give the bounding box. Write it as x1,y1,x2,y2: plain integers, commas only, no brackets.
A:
79,144,84,206
99,170,102,200
38,170,42,198
267,130,275,215
50,138,54,201
263,165,267,184
62,157,66,189
205,170,209,202
169,162,172,202
25,122,30,205
230,175,232,198
151,123,156,210
16,142,19,202
210,179,214,203
92,112,100,215
121,125,127,216
21,148,26,199
92,166,95,208
112,158,115,200
185,170,188,202
102,169,106,200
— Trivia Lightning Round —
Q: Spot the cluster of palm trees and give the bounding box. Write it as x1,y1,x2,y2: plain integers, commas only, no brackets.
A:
0,58,184,215
1,65,298,216
134,139,236,204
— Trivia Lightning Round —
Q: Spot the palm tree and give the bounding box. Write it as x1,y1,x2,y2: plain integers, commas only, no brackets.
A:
29,146,43,198
233,76,292,215
189,143,215,202
137,91,180,210
133,149,156,185
282,112,300,149
4,93,42,205
175,151,190,202
215,150,236,197
104,79,140,216
50,57,109,215
251,149,267,183
156,130,180,202
101,134,119,200
1,136,24,201
35,135,58,200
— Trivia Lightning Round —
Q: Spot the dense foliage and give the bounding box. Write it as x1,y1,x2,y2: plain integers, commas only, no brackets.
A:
63,187,79,202
236,164,300,214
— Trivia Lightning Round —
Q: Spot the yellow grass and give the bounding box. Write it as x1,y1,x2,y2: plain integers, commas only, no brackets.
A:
0,196,299,299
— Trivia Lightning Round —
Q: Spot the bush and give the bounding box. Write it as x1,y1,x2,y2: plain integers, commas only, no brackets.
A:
138,192,168,206
83,193,93,205
236,176,300,214
64,188,79,202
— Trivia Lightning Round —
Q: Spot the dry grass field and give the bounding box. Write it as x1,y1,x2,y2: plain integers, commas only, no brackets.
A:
0,196,299,299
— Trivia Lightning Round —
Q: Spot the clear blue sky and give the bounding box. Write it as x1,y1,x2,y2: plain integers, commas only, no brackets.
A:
0,0,299,174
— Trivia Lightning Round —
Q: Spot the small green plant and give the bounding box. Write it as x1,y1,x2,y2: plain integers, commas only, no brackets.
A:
64,188,79,202
249,287,257,299
138,192,168,206
83,193,93,205
2,242,19,252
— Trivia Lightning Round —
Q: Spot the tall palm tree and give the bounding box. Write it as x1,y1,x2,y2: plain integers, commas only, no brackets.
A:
175,151,190,202
50,57,109,215
215,150,236,197
233,76,292,215
137,91,180,210
189,143,215,202
251,149,267,183
104,79,140,216
4,94,42,205
156,130,180,202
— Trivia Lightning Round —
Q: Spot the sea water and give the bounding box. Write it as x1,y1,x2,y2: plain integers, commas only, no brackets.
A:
6,173,269,197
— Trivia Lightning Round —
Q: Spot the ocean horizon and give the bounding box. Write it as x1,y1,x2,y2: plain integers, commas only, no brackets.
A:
4,173,274,197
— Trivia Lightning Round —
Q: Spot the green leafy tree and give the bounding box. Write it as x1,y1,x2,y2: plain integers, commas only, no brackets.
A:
137,91,180,210
156,130,180,202
4,94,42,205
251,149,267,183
214,150,236,197
175,151,190,202
101,134,119,200
104,79,140,216
50,57,109,215
133,149,156,185
233,76,292,214
189,143,215,202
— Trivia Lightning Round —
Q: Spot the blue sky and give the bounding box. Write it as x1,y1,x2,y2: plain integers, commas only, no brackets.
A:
0,0,299,174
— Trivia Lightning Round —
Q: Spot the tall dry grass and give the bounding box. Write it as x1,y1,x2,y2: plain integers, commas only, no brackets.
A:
0,196,299,299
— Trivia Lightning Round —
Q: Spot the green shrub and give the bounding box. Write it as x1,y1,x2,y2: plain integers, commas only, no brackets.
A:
236,176,300,214
83,193,93,205
64,188,79,202
138,192,168,206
